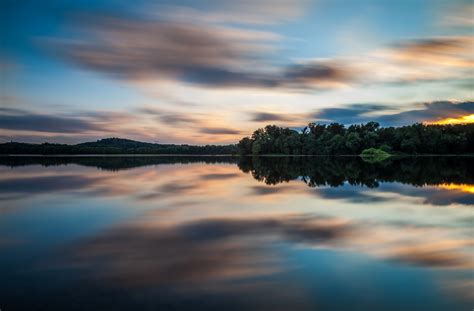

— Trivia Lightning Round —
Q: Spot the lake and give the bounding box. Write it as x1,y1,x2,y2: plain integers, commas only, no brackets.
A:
1,156,473,310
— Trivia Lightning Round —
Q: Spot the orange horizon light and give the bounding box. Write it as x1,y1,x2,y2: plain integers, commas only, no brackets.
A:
438,183,474,194
425,114,474,125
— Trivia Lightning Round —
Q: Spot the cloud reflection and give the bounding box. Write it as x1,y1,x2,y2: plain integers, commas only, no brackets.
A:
66,215,350,288
61,211,473,304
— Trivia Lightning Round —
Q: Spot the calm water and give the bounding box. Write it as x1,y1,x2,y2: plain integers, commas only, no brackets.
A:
1,156,473,310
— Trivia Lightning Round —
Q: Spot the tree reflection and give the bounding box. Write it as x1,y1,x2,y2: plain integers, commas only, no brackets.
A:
237,156,474,188
1,155,472,188
0,156,237,171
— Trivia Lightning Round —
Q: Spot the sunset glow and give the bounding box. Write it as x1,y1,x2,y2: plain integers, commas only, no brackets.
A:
426,114,474,125
439,183,474,194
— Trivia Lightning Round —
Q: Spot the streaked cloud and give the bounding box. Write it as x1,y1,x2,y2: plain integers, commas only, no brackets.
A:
137,107,200,125
441,3,474,27
389,36,473,68
0,111,105,133
48,13,473,92
65,215,349,288
283,62,354,89
199,127,242,135
250,112,299,122
47,9,358,90
156,0,309,26
49,15,280,85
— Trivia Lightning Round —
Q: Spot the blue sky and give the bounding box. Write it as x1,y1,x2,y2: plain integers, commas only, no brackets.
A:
1,0,473,144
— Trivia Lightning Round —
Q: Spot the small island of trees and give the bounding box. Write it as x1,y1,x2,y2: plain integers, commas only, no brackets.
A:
237,122,474,155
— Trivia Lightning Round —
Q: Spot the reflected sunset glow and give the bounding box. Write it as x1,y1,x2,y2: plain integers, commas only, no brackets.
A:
439,183,474,194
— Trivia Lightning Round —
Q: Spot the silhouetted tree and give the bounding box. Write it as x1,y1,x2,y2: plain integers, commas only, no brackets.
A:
236,122,474,155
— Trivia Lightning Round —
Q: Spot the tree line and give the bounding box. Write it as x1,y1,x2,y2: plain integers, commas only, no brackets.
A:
237,122,474,155
1,122,473,155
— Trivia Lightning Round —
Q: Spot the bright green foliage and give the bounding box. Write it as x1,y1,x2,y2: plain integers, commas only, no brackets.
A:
360,148,391,162
360,148,390,156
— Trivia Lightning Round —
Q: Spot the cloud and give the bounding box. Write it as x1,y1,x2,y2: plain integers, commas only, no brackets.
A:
155,181,200,195
251,112,297,122
390,243,471,268
199,127,242,135
137,107,199,125
47,11,356,90
159,0,309,26
390,36,474,67
0,175,100,196
379,183,474,206
0,112,105,133
377,101,474,125
0,108,142,141
314,186,390,204
51,9,471,92
0,107,26,114
49,15,278,83
441,3,474,27
312,103,388,124
65,215,350,288
312,100,474,126
200,173,240,181
251,185,293,196
283,62,354,88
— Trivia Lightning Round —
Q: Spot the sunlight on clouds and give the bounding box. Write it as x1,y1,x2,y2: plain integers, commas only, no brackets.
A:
426,114,474,125
438,183,474,194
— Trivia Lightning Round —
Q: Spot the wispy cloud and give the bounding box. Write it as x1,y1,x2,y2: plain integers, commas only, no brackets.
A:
137,107,200,125
199,127,242,135
440,3,474,27
49,15,280,85
0,111,105,133
250,112,298,122
389,36,473,68
46,8,357,90
153,0,309,25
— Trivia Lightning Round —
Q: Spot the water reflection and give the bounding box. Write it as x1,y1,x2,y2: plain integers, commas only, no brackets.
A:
0,156,472,310
1,156,473,205
238,156,474,188
2,155,472,186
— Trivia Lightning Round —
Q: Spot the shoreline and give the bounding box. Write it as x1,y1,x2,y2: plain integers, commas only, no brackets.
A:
1,154,473,157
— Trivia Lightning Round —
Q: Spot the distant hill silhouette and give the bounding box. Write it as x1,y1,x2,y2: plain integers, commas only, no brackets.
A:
0,138,237,155
76,138,157,149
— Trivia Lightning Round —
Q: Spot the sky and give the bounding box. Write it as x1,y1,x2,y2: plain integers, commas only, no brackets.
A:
1,0,473,144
